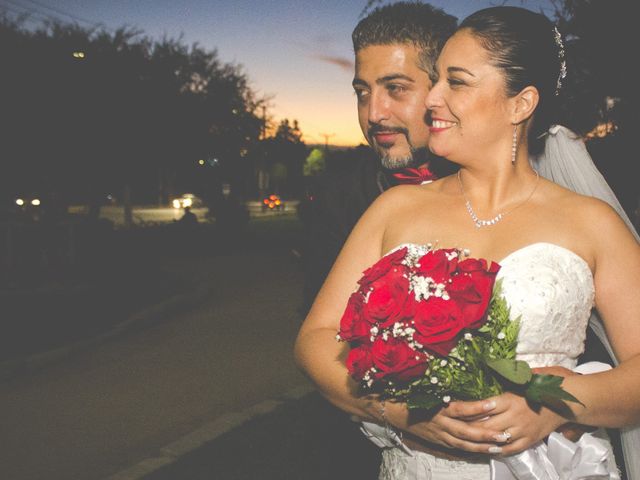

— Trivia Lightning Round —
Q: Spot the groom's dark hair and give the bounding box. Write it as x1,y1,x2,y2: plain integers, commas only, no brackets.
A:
352,1,457,77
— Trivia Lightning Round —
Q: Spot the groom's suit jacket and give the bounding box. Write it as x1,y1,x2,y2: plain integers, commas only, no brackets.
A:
301,151,457,311
302,153,384,312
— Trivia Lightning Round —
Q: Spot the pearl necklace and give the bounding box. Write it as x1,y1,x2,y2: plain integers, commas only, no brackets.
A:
457,169,540,228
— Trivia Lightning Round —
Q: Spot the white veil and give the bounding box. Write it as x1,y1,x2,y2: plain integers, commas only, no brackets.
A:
532,125,638,240
532,125,640,480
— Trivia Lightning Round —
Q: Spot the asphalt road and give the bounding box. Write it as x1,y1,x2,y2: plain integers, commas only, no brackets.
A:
84,201,300,228
0,248,309,480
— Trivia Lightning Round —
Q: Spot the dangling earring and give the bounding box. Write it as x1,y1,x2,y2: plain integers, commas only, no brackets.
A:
511,124,518,165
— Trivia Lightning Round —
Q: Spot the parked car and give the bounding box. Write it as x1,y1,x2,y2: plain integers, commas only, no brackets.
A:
262,194,284,211
9,194,44,221
172,193,203,210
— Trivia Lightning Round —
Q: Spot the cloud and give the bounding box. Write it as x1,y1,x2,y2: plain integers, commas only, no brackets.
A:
311,54,354,73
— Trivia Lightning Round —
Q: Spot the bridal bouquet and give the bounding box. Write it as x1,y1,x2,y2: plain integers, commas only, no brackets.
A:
337,244,580,410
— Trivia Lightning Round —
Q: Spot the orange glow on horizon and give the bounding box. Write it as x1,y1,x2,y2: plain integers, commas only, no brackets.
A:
270,96,367,147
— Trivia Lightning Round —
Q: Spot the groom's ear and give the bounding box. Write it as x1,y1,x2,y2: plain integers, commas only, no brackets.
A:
511,86,539,124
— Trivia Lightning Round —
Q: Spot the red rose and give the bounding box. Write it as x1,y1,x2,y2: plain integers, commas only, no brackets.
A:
449,259,500,328
359,247,408,288
415,248,458,282
361,267,410,327
412,296,464,356
371,336,428,382
346,345,374,380
338,292,370,343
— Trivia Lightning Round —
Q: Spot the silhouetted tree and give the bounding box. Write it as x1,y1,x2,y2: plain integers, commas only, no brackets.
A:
550,0,634,136
0,13,265,218
549,0,637,217
303,148,326,177
259,118,308,198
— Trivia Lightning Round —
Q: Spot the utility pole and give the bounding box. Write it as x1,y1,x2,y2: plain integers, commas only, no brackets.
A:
260,105,267,140
320,133,335,151
258,105,268,199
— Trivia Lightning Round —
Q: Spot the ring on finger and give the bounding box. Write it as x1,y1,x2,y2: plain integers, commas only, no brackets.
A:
502,430,512,443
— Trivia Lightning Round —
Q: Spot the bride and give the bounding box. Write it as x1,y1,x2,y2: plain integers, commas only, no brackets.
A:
294,6,640,479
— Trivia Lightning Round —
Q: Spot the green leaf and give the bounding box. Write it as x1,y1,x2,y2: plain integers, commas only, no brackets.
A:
525,374,584,406
492,278,504,300
407,391,443,410
486,358,532,384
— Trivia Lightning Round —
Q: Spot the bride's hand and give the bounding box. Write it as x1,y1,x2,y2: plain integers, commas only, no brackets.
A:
385,399,505,454
466,392,568,455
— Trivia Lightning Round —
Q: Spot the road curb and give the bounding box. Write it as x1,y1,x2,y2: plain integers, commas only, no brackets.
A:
0,285,214,382
104,383,316,480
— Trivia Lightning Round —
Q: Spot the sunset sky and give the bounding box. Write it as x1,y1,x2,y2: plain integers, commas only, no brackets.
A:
4,0,556,146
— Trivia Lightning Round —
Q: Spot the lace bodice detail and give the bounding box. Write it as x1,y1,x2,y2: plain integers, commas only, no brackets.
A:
394,242,595,369
497,242,594,368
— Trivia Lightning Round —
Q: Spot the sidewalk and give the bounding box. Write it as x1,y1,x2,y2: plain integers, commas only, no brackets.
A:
139,390,382,480
0,214,389,480
0,216,323,480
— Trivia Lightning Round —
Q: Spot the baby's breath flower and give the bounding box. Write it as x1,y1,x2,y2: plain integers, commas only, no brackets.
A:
445,250,458,261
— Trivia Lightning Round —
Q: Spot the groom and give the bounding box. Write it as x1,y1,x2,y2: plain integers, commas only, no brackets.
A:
300,4,456,473
302,2,457,311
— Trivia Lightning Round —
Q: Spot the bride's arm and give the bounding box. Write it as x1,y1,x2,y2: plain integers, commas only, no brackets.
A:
294,187,503,453
294,189,389,421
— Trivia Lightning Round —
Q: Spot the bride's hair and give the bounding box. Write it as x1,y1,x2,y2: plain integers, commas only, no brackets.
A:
458,7,564,156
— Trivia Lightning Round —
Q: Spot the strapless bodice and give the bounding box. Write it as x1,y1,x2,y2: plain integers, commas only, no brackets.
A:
497,242,594,368
390,242,595,369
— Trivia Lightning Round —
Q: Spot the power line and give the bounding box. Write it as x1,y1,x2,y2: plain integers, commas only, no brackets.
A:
1,0,114,31
0,1,51,25
20,0,111,30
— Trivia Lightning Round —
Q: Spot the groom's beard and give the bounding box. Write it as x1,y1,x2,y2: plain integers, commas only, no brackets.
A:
380,144,430,170
369,124,429,170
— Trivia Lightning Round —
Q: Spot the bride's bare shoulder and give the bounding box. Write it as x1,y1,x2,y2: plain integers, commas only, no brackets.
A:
540,179,633,241
369,177,452,213
542,179,619,215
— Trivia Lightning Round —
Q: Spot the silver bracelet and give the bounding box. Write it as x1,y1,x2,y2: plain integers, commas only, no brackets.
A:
379,399,403,442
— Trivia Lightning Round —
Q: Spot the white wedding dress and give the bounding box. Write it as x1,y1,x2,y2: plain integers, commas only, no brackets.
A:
364,242,620,480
